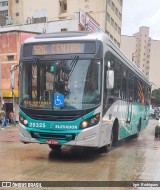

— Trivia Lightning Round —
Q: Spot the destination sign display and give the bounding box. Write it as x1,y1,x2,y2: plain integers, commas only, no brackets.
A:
33,43,84,55
23,42,96,57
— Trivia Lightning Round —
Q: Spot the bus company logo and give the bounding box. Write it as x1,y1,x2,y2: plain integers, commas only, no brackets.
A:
55,125,78,130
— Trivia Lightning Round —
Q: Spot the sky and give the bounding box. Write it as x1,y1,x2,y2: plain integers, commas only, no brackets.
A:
121,0,160,40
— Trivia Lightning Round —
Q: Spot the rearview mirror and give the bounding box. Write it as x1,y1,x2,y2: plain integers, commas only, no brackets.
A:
106,70,114,89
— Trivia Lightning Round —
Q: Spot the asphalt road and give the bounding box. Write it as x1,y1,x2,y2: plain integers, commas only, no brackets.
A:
0,119,159,190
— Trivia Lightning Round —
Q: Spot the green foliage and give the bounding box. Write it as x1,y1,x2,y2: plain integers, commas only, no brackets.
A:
151,88,160,105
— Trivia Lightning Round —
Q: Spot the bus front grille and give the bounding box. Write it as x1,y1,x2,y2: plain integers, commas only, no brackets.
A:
31,132,76,141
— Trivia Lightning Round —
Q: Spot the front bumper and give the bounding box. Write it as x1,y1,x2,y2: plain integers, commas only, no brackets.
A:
18,123,100,147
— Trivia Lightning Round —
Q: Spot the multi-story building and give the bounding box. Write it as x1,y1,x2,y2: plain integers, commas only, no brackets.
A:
121,26,160,89
0,0,8,25
106,0,122,47
8,0,123,46
0,30,38,120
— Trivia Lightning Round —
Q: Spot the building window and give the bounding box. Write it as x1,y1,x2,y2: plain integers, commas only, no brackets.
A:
60,0,67,13
111,18,114,27
110,34,113,40
7,55,14,61
119,12,122,20
118,26,121,34
106,13,110,23
114,23,117,31
64,3,67,11
0,1,8,7
16,12,19,16
111,2,115,11
32,17,47,23
61,28,67,31
15,0,19,3
0,10,8,16
106,30,109,36
115,7,118,16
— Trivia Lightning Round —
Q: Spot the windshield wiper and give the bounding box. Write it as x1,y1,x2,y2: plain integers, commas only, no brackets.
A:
68,55,79,77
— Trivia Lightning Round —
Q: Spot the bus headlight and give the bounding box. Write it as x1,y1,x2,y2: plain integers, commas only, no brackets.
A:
80,113,100,129
19,114,28,127
81,121,88,128
23,120,28,125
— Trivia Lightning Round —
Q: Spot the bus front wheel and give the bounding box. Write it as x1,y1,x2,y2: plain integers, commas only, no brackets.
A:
48,144,62,151
100,133,113,153
106,133,113,152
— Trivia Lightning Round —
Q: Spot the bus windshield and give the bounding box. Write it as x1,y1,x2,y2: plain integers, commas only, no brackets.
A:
19,58,102,110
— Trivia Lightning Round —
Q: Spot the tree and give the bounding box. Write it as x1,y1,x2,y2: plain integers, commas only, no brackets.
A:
151,88,160,106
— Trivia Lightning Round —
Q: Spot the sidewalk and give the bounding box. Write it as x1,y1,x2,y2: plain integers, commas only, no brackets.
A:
0,123,18,129
0,124,19,142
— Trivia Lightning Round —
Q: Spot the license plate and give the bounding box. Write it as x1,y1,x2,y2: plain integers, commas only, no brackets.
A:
46,139,59,145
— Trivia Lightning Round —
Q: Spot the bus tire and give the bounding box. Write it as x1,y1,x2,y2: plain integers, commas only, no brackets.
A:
106,132,113,152
100,119,119,153
155,133,158,138
134,119,141,138
99,133,113,153
112,119,119,146
48,144,62,151
155,126,159,138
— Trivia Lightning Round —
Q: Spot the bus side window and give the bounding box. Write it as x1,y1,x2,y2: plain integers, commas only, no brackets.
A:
134,77,138,102
147,87,151,105
128,73,134,102
114,60,122,98
144,85,148,105
145,85,151,105
121,67,128,100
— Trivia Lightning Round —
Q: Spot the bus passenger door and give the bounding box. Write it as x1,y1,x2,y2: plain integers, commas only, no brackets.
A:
126,74,134,132
100,56,115,147
121,70,133,135
126,98,132,124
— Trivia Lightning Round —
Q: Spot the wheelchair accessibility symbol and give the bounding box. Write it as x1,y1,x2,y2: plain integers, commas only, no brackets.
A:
54,94,64,107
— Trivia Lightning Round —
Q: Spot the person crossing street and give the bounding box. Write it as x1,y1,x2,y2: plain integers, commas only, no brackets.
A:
0,108,6,129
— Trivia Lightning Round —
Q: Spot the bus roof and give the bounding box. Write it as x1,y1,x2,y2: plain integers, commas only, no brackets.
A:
24,31,107,43
23,31,150,86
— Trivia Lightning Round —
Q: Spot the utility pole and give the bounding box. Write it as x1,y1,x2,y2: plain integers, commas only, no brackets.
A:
10,65,16,126
0,62,3,109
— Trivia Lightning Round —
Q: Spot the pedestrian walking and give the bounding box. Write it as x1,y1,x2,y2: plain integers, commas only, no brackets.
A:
9,110,14,124
0,108,6,129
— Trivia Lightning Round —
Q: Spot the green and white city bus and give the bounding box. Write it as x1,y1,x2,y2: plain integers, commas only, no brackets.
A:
18,31,151,152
